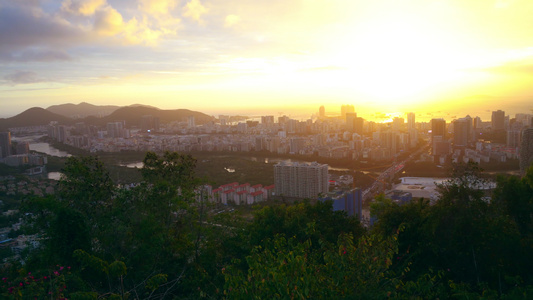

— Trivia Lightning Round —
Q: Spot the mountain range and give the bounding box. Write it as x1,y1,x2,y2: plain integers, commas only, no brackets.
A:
0,103,214,130
46,102,122,118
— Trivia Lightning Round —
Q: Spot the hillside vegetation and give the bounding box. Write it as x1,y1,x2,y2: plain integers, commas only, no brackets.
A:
1,156,533,299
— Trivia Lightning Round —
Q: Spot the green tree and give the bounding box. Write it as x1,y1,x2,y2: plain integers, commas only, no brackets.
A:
491,166,533,285
57,155,115,229
48,207,91,265
371,162,528,295
248,200,364,248
224,232,401,299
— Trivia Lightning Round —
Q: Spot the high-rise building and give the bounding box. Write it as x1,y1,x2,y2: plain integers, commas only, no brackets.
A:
274,161,328,199
74,122,87,135
431,119,448,157
0,132,12,158
289,137,306,154
452,116,472,147
431,118,446,142
407,112,415,130
408,128,418,148
432,136,451,156
492,110,505,131
340,105,355,119
141,115,160,132
188,116,196,128
474,116,483,129
255,137,264,151
261,116,274,125
278,115,289,125
319,106,325,118
265,136,280,152
346,112,357,132
380,130,399,155
354,117,364,135
516,113,533,128
392,117,404,131
107,122,124,138
507,130,521,148
520,128,533,175
55,125,69,143
16,141,30,155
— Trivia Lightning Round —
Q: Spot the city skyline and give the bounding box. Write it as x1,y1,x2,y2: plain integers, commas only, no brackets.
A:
0,100,530,124
2,0,533,119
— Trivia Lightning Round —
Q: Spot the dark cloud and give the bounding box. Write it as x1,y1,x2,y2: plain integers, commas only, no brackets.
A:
0,4,84,52
4,71,43,84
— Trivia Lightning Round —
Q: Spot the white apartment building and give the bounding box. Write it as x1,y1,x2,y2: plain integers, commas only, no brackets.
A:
274,161,328,199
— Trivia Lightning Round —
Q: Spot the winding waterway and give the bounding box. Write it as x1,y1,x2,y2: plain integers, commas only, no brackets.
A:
11,135,71,158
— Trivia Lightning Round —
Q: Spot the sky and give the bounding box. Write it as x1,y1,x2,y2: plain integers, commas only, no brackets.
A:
1,0,533,121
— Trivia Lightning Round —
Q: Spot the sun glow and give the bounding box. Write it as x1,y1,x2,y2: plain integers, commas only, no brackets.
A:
314,8,524,108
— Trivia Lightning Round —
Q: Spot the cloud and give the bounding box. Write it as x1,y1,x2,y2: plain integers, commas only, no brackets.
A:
183,0,207,22
61,0,107,16
4,71,43,84
139,0,178,15
123,17,165,45
11,0,41,7
0,4,83,51
224,14,240,27
94,6,124,36
1,48,72,62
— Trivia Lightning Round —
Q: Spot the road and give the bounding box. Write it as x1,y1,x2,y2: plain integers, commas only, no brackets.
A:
362,143,430,202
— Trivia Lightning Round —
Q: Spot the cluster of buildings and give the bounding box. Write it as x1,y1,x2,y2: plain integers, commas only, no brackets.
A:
0,175,56,196
428,111,533,174
45,107,532,174
200,160,364,221
0,131,47,169
46,108,425,164
0,208,40,262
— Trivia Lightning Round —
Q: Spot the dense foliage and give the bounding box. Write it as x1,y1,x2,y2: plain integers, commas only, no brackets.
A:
2,155,533,299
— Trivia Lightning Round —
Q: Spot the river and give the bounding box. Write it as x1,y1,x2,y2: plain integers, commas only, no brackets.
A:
11,135,71,158
11,135,69,180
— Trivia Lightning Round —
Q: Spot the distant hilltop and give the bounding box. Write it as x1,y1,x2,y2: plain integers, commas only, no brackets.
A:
0,107,73,130
46,102,122,118
45,102,163,119
0,102,214,130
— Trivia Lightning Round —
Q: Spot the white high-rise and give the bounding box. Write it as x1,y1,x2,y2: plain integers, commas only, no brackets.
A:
274,161,328,199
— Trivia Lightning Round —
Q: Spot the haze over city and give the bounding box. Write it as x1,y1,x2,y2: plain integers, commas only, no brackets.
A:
1,0,533,120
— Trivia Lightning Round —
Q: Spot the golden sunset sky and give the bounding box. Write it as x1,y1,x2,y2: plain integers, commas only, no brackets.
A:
1,0,533,121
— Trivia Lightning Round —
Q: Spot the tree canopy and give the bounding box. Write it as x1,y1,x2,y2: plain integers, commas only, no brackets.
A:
3,158,533,299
